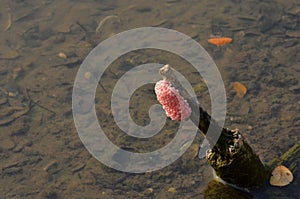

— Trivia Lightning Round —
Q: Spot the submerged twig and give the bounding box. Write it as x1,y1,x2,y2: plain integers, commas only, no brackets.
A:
95,15,119,33
4,12,11,31
25,88,56,114
98,82,107,93
76,21,87,32
108,68,119,79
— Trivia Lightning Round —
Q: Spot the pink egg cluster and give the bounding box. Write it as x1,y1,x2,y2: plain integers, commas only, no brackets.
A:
155,80,191,121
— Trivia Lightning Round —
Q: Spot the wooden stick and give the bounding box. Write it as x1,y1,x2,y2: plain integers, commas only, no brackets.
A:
159,64,269,188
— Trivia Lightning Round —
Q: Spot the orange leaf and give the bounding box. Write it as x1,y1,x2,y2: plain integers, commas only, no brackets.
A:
232,82,247,98
208,37,232,46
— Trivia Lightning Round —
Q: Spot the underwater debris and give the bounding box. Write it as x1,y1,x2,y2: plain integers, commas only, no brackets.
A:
4,12,12,31
95,15,119,33
232,82,247,98
208,37,232,46
57,52,67,59
269,165,293,187
156,64,269,188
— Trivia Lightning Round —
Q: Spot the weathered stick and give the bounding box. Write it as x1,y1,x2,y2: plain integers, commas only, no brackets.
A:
159,64,269,188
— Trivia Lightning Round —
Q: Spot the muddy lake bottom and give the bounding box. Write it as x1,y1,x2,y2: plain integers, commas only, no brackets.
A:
0,0,299,198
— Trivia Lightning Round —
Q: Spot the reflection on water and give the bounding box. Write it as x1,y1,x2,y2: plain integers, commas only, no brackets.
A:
0,0,299,198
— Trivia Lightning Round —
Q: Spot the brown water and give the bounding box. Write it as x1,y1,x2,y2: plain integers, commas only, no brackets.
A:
0,0,299,198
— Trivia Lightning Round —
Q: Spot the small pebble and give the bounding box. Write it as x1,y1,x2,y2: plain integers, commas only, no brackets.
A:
146,188,154,194
8,91,17,97
247,125,253,130
57,52,67,59
84,71,92,80
167,187,176,194
237,30,245,37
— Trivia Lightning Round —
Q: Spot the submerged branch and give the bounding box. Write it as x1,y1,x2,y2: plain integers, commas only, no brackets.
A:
158,64,269,188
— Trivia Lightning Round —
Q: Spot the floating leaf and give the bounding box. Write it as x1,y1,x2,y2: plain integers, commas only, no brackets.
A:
269,165,293,187
232,82,247,98
208,37,232,46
